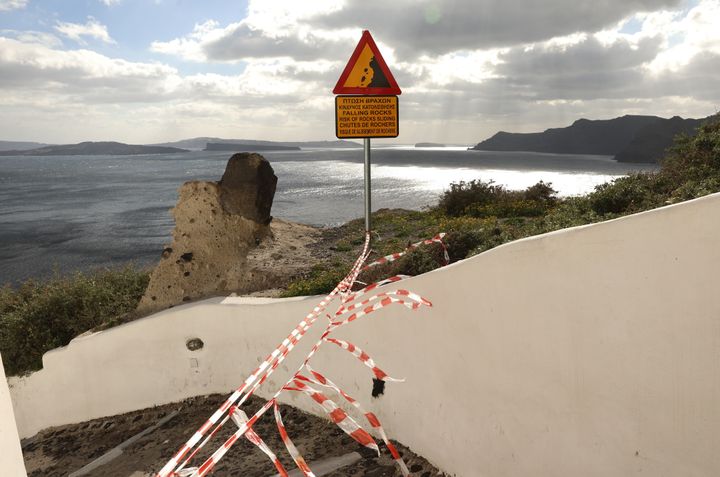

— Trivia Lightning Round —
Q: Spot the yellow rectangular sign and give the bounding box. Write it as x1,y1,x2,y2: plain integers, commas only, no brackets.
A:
335,95,399,139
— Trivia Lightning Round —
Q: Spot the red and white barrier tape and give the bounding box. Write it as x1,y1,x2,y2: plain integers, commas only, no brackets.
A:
330,295,428,327
284,377,379,452
274,401,315,476
336,289,430,319
340,275,409,307
158,239,372,477
324,337,403,382
231,406,289,477
362,233,448,270
302,364,410,476
155,231,447,477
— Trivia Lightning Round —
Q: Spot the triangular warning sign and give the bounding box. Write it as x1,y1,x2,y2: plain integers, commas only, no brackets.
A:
333,30,401,95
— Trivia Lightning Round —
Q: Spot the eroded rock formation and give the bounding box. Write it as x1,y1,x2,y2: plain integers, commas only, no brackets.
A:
218,152,277,223
137,153,279,313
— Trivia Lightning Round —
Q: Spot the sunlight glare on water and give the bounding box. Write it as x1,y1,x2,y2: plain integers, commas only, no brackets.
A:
373,164,621,196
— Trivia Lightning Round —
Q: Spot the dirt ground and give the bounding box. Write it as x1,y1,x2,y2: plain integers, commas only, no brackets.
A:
22,393,445,477
243,218,323,298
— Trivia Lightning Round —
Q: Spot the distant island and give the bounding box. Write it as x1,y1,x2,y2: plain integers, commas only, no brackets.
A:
153,137,362,151
205,142,300,152
0,138,364,155
0,141,52,152
0,141,188,156
471,114,713,163
415,142,446,147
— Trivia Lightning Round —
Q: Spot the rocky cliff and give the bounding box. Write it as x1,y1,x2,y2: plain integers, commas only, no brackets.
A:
472,115,662,155
614,116,706,163
471,114,714,163
137,153,284,313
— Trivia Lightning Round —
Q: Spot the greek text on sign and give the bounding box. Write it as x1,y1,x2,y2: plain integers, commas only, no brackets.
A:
335,95,398,139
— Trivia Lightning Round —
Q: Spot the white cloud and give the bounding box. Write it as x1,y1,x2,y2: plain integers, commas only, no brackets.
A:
99,0,121,5
151,16,355,63
0,33,335,104
149,0,357,63
408,49,505,88
150,20,224,62
0,0,27,11
645,0,720,73
55,17,116,45
0,30,63,48
0,37,178,98
243,0,344,33
2,0,720,144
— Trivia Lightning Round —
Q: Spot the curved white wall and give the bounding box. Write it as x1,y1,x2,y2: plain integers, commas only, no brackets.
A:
0,355,27,476
8,192,720,477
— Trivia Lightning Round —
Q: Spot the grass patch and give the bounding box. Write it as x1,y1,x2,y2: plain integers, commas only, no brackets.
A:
0,266,149,376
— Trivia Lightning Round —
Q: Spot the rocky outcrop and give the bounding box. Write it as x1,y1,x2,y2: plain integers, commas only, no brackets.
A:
218,153,277,223
137,153,279,313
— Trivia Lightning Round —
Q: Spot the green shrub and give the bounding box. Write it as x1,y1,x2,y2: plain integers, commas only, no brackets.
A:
438,180,506,216
359,245,447,286
465,198,549,218
438,180,558,218
587,173,661,215
669,176,720,202
0,266,149,376
281,263,349,298
663,117,720,184
523,181,558,204
584,116,720,216
535,196,599,232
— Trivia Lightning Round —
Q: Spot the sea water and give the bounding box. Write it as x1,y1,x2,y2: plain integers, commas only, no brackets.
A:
0,146,657,283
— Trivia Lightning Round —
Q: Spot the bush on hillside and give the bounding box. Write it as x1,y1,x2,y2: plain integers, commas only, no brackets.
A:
585,115,720,216
662,116,720,183
587,173,668,215
0,266,149,376
438,180,506,216
438,180,558,217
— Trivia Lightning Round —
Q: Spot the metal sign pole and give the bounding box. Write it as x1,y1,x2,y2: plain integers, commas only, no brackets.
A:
364,137,371,237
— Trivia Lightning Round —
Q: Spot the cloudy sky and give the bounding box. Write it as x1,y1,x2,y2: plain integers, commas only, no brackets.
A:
0,0,718,145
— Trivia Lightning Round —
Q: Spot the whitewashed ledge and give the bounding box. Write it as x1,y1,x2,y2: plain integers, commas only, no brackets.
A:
6,192,720,477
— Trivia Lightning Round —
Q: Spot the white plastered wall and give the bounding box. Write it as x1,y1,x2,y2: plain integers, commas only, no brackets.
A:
1,355,27,476
8,192,720,477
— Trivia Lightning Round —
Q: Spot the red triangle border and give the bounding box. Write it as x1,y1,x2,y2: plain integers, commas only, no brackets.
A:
333,30,401,95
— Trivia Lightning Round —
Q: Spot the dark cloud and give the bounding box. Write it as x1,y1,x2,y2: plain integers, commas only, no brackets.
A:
196,0,681,63
492,36,661,100
396,35,719,127
498,37,661,76
309,0,681,57
652,52,720,102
